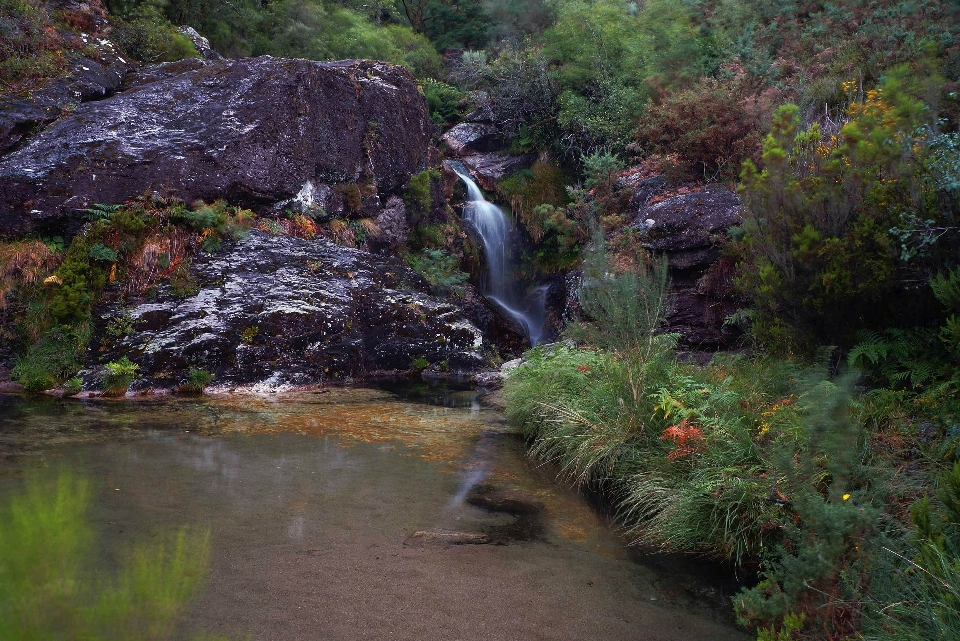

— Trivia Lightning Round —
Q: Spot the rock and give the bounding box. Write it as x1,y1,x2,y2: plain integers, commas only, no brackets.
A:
87,231,493,392
473,370,503,390
635,185,742,260
0,36,134,156
441,122,503,155
628,175,667,210
404,529,490,546
370,196,409,252
0,57,431,237
177,26,223,60
466,484,545,515
461,152,537,191
633,186,744,349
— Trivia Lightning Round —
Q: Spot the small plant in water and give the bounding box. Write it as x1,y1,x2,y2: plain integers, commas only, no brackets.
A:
62,377,82,396
102,356,139,396
180,368,214,394
411,357,429,372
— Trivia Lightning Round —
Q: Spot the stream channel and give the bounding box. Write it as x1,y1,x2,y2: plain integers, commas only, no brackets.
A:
0,387,746,640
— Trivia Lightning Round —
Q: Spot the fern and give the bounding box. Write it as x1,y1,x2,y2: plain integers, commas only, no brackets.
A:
849,327,945,389
83,203,122,221
931,266,960,313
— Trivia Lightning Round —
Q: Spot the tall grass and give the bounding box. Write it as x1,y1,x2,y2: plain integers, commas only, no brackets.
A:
0,470,211,640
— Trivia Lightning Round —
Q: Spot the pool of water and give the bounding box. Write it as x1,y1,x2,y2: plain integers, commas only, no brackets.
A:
0,388,747,641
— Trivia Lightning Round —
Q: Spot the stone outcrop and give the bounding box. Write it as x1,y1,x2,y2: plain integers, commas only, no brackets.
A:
0,35,135,156
633,185,744,348
441,122,503,155
461,152,537,192
0,56,431,237
86,231,493,393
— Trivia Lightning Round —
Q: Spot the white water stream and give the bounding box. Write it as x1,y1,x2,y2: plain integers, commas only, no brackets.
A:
449,163,547,346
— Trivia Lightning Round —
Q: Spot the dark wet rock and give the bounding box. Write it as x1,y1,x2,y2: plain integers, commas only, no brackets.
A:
177,26,222,61
466,484,545,515
628,175,667,210
461,153,537,192
458,285,529,357
86,231,493,392
632,186,744,349
634,186,742,259
404,529,491,546
441,122,504,155
0,56,430,237
0,36,134,156
370,196,409,252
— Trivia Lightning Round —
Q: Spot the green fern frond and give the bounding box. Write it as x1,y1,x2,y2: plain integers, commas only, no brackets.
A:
83,203,122,221
931,266,960,313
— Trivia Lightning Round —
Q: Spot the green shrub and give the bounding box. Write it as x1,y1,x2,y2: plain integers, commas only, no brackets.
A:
405,248,468,293
102,356,139,395
111,5,197,63
421,79,464,125
180,368,213,394
410,357,429,371
0,0,67,88
62,377,82,396
734,73,949,351
12,324,90,392
405,170,437,225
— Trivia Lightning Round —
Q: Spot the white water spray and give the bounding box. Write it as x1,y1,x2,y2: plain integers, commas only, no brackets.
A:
449,163,547,346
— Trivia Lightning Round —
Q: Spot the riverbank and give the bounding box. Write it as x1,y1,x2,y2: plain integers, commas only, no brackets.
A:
0,387,747,641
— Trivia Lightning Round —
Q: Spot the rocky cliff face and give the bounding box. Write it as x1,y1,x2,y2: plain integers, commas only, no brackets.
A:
87,231,492,393
0,56,431,237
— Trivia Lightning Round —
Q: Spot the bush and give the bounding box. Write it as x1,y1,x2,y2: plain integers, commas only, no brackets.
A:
12,324,90,392
733,73,949,351
102,356,139,395
421,79,464,125
633,74,767,182
180,368,213,394
111,6,197,63
405,248,468,293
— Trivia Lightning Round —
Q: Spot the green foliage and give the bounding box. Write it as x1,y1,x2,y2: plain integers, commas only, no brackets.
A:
102,356,139,395
735,377,881,638
633,74,766,182
111,4,198,63
734,73,949,351
112,0,441,77
566,229,672,354
12,324,90,392
410,356,429,371
404,169,437,224
62,377,82,396
496,161,569,239
420,78,464,125
0,470,211,640
181,367,213,394
405,248,468,293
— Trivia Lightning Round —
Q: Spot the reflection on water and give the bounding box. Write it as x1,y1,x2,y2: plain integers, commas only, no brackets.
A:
0,390,746,641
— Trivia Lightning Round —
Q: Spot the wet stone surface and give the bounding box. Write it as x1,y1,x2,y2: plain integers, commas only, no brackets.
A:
88,231,492,392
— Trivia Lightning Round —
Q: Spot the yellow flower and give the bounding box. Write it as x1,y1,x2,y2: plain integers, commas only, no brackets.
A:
842,493,851,501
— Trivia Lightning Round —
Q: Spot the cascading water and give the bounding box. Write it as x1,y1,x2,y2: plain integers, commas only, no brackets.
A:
448,162,547,346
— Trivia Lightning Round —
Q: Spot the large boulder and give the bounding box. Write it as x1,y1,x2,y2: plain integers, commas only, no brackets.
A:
87,231,493,393
632,185,744,349
441,122,503,155
0,56,431,237
461,152,536,191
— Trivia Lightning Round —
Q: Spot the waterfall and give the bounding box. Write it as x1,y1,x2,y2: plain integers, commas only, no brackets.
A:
448,163,547,346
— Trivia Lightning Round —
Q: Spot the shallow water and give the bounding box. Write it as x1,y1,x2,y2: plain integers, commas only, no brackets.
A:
0,388,747,641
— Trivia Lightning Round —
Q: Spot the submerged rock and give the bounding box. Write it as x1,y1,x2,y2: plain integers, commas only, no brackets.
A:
404,529,491,546
88,231,493,392
0,56,430,236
